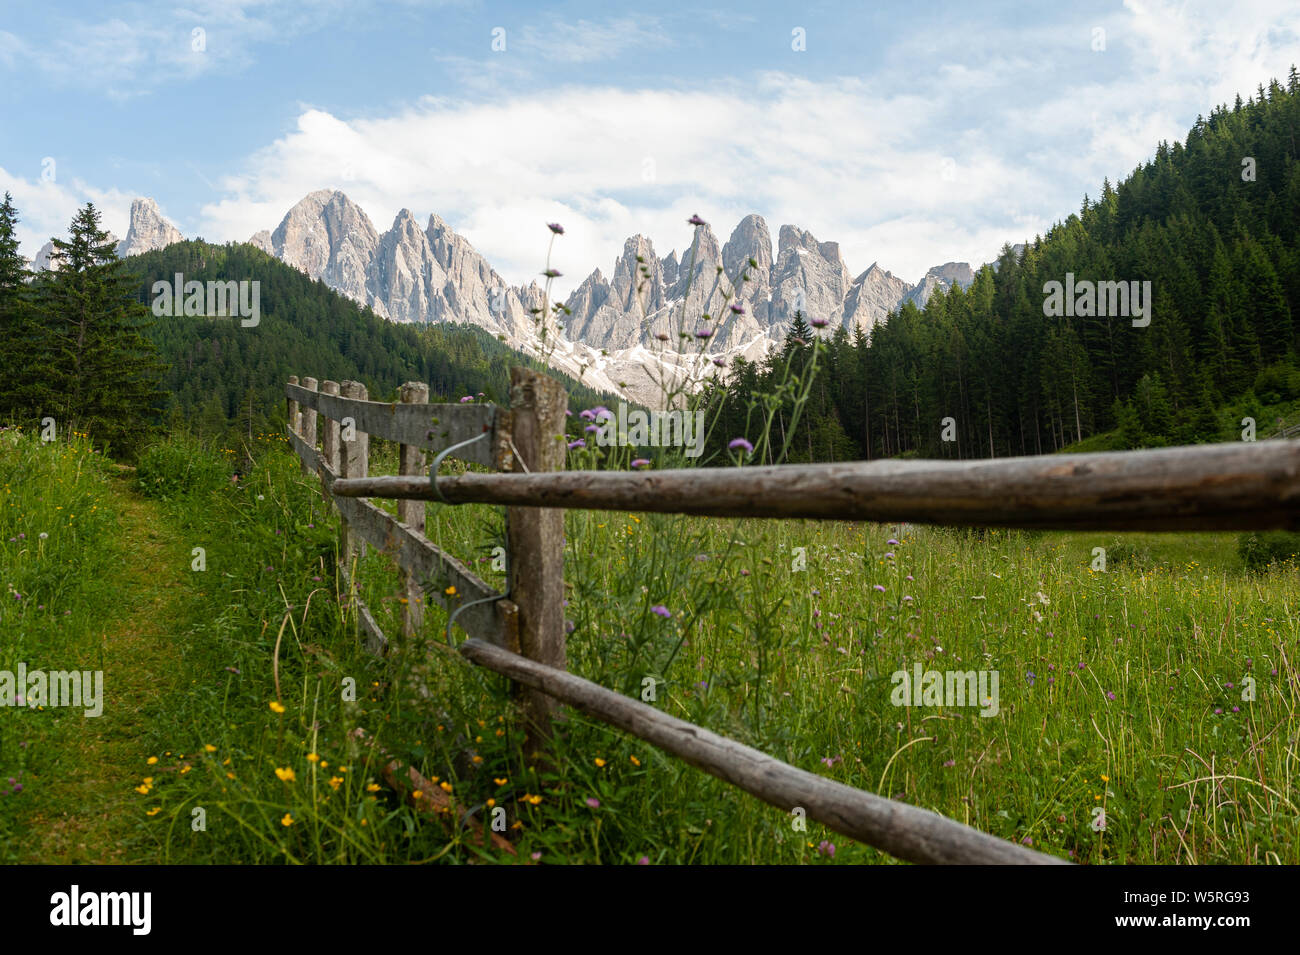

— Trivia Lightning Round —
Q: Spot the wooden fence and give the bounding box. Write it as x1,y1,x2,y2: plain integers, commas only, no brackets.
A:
287,369,1300,865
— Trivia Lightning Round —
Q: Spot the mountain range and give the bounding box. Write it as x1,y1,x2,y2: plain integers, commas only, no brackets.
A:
28,191,1004,405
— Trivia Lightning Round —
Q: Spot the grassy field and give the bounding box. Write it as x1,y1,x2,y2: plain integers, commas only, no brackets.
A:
1,426,1297,864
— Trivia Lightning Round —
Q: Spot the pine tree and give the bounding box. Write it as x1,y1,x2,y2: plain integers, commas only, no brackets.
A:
0,193,48,419
36,203,166,456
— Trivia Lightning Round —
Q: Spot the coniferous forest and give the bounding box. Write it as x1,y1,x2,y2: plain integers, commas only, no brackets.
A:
702,71,1300,463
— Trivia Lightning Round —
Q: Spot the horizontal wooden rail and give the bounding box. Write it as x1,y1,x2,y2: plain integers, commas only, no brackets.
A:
459,638,1066,864
287,426,517,647
329,441,1300,531
285,382,506,469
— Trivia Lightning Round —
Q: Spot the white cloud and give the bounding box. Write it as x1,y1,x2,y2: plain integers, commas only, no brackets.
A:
516,17,671,63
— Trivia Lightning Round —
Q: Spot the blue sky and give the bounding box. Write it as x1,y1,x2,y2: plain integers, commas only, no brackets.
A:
2,0,1299,291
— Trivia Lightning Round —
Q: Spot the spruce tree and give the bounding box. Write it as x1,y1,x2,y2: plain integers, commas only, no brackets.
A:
36,202,165,456
0,193,48,420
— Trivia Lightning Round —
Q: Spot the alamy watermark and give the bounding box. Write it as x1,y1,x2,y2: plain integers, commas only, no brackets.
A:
1042,272,1151,327
591,402,705,458
890,664,1000,717
0,664,103,717
151,273,260,327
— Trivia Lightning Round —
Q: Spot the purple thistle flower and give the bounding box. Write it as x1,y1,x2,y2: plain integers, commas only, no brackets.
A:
817,840,835,858
637,855,649,865
729,303,745,314
567,439,586,450
712,357,727,367
631,458,650,469
547,222,564,235
687,214,706,226
585,797,600,809
810,317,829,328
584,424,599,433
542,268,561,278
728,437,753,454
873,584,886,593
695,328,713,338
650,605,671,618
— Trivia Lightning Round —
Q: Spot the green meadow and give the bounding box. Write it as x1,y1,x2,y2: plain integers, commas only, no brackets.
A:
1,426,1296,864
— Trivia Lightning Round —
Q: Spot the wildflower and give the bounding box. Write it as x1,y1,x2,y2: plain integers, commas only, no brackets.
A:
275,767,296,782
728,437,753,454
445,585,457,596
630,756,641,767
695,328,713,338
542,268,561,278
493,777,508,786
687,214,707,226
269,701,285,714
712,357,727,367
887,538,900,546
568,439,586,450
637,855,649,865
585,797,600,809
281,813,294,827
594,757,607,768
439,780,452,792
306,753,320,763
873,584,886,593
531,851,542,861
146,807,161,817
810,317,829,328
366,782,381,793
817,840,835,858
147,756,158,765
729,303,745,314
203,744,216,753
38,532,47,539
631,458,650,469
650,605,671,618
547,222,564,235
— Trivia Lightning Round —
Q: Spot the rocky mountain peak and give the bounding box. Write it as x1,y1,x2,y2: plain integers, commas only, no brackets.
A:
116,197,183,258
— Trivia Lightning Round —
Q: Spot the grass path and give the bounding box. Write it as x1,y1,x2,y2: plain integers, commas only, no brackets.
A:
16,472,195,863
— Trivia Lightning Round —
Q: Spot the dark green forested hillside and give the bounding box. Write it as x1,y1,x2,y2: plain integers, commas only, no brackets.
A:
704,71,1300,462
124,241,617,437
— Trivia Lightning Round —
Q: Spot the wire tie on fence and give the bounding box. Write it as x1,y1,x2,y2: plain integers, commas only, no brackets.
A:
507,437,531,473
428,431,489,504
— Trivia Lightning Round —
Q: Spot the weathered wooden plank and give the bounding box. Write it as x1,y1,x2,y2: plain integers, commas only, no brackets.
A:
299,377,318,476
459,638,1068,865
329,441,1300,531
285,382,500,468
506,366,568,758
321,380,341,472
399,381,430,639
286,375,300,434
285,425,516,647
340,380,369,563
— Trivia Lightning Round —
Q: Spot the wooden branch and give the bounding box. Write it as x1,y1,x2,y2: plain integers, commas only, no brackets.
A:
459,638,1067,865
286,382,501,468
329,441,1300,531
286,426,516,647
381,761,517,856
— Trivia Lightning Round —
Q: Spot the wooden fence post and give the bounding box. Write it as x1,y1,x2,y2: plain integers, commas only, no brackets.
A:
506,366,568,759
321,380,341,472
287,376,300,434
399,381,429,639
300,377,318,474
340,380,369,566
